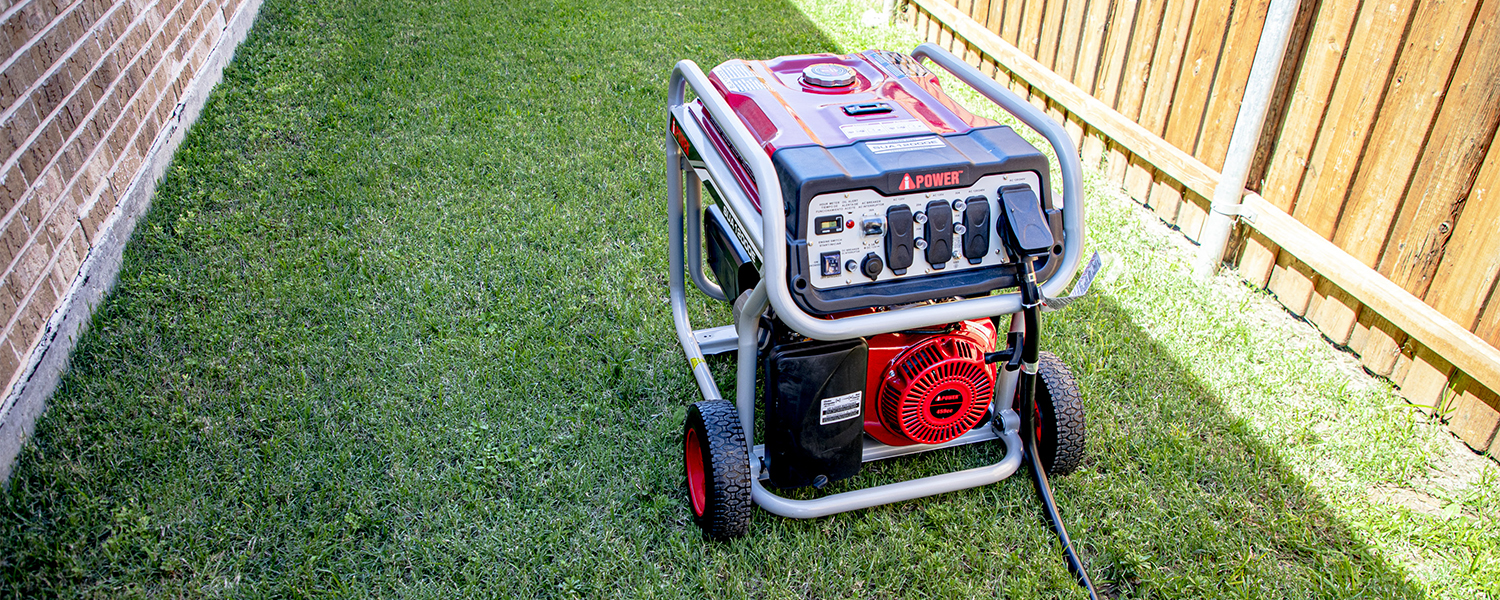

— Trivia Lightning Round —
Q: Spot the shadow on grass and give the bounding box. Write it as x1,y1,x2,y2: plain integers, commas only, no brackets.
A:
0,0,1431,597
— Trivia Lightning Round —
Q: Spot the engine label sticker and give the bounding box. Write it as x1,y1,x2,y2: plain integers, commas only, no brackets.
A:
713,61,767,93
866,137,946,154
839,119,930,139
819,391,863,425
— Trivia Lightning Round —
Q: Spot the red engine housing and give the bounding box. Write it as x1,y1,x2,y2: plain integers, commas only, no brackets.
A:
864,320,998,446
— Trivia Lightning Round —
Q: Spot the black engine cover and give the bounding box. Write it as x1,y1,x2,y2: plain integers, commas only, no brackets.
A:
764,338,868,489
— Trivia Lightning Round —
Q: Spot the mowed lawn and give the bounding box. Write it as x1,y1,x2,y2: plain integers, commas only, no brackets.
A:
0,0,1494,598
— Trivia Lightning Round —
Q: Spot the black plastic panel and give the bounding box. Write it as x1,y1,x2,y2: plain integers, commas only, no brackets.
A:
924,200,953,267
998,184,1054,256
885,204,914,274
963,194,990,263
771,126,1063,314
764,339,868,489
703,205,759,301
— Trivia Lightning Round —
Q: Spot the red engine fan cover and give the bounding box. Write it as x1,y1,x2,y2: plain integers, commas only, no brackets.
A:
865,320,997,446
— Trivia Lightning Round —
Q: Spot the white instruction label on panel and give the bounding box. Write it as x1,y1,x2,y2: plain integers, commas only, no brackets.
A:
839,119,930,139
866,136,946,154
819,391,863,425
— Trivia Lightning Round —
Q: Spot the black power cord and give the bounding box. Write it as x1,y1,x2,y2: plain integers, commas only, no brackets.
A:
1014,258,1100,600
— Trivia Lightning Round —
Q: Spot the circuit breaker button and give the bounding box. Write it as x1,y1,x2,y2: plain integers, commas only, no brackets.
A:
963,195,990,263
925,200,953,266
885,205,914,274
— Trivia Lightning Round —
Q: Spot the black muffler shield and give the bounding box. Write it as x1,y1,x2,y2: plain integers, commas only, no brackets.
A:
765,339,868,489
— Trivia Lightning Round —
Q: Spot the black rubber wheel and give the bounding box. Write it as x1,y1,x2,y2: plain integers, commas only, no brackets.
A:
1024,351,1087,475
683,400,752,540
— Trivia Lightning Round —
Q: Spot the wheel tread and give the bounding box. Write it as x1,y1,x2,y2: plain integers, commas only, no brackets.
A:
1035,351,1087,475
685,400,752,540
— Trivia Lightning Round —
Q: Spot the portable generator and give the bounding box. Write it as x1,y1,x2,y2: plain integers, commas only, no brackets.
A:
666,43,1101,592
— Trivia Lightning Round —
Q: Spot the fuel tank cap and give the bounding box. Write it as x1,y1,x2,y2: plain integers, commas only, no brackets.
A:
801,63,857,88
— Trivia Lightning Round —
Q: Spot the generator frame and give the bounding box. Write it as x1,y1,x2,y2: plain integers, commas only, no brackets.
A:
666,43,1086,519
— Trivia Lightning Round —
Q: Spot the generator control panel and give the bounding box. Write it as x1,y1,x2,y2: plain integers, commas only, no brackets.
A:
805,172,1041,290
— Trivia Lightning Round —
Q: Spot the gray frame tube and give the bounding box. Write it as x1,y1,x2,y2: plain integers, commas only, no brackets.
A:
667,131,724,402
683,169,727,302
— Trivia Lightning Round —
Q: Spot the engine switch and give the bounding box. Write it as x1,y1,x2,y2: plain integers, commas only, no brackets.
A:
860,252,883,280
925,200,953,268
885,205,914,274
963,194,990,264
820,251,842,276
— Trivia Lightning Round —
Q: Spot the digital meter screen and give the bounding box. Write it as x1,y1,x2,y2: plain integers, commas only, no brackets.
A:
814,215,844,235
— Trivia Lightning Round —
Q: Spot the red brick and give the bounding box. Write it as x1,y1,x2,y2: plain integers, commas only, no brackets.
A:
0,276,17,333
0,336,21,390
34,166,63,217
0,51,39,108
11,242,51,302
0,166,27,214
57,143,84,178
68,226,86,264
1,97,39,163
17,192,41,235
54,234,79,280
0,214,27,270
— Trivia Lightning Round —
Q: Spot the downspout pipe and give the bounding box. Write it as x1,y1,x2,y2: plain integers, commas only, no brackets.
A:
1193,0,1301,278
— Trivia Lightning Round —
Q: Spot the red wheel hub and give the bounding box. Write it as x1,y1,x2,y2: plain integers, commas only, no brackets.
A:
685,428,706,517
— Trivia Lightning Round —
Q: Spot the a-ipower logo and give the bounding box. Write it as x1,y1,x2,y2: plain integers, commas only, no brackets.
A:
898,169,963,191
929,388,965,419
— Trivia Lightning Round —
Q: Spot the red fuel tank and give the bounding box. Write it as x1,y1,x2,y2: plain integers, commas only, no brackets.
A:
704,50,1000,157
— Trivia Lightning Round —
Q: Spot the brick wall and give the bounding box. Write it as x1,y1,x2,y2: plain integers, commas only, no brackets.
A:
0,0,243,397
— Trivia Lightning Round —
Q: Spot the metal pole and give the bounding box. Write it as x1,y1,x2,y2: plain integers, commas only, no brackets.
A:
1193,0,1300,278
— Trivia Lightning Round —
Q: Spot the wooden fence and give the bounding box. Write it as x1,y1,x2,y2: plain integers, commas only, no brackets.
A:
902,0,1500,453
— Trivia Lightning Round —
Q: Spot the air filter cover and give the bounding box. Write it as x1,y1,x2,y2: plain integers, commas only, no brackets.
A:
867,322,996,446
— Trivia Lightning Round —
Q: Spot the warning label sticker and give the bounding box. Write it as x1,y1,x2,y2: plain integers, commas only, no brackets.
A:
713,61,767,93
819,391,863,425
867,137,946,154
840,119,929,139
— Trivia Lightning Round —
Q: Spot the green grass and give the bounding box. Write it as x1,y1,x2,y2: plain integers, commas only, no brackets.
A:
0,0,1494,597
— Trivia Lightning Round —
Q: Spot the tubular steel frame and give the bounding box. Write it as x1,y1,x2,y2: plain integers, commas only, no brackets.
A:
666,43,1086,519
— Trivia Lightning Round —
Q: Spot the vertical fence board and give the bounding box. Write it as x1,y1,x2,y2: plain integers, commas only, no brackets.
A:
1448,374,1500,452
1094,0,1139,105
972,0,994,25
1117,0,1169,120
1380,0,1500,301
1259,0,1362,213
1402,346,1455,411
1054,0,1091,80
1161,2,1234,155
986,0,1007,29
1195,0,1272,170
1479,284,1500,347
1150,179,1184,223
1003,0,1026,42
1138,0,1197,136
1019,0,1049,56
1037,0,1069,68
1291,0,1416,240
1360,312,1406,376
1334,0,1479,270
1073,0,1115,91
1427,131,1500,328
